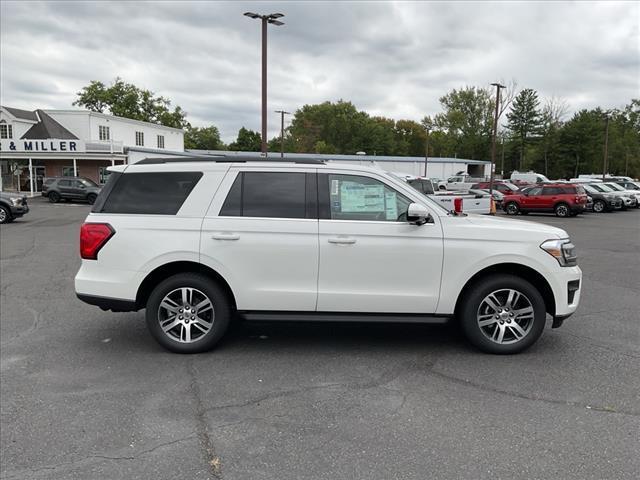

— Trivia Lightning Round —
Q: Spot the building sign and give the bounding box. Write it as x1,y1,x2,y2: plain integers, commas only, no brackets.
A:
0,139,86,153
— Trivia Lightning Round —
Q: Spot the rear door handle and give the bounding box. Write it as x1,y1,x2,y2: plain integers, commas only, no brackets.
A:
328,236,356,245
212,233,240,241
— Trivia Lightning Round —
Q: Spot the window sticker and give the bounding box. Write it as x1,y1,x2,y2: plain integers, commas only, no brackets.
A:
385,191,398,219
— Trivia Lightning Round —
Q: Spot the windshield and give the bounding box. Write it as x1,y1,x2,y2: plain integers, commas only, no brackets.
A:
583,185,598,194
604,183,624,191
81,179,99,187
596,184,615,192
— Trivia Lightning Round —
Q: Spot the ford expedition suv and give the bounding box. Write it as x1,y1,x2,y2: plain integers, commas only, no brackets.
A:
75,157,582,355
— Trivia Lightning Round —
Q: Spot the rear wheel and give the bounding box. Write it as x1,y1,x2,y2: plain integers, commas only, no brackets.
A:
554,203,570,217
593,200,605,213
87,193,97,205
145,273,231,353
459,274,546,354
0,205,10,224
48,191,60,203
505,202,520,215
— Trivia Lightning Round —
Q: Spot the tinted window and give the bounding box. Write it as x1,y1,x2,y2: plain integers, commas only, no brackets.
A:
58,179,71,187
542,187,562,195
99,172,202,215
44,178,55,185
220,172,307,219
408,179,434,195
527,187,543,195
327,174,411,221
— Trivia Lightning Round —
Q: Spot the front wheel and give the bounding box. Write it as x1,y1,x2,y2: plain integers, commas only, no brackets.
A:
459,274,546,354
145,273,231,353
87,193,97,205
0,205,10,224
593,200,605,213
505,202,520,215
48,191,60,203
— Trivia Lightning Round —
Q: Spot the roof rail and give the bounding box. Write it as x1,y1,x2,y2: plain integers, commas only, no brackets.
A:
135,155,325,165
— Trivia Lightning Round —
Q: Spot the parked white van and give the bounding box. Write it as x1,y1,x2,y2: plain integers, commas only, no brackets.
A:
510,171,550,184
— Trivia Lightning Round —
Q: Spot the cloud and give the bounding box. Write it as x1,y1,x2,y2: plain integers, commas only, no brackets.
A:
1,1,638,142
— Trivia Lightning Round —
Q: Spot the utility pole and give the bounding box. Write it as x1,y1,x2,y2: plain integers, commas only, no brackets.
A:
275,110,290,158
500,134,505,177
602,113,610,180
423,126,431,177
244,12,285,155
489,82,506,204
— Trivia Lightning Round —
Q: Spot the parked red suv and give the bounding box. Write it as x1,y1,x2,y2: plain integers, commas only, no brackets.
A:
503,183,588,217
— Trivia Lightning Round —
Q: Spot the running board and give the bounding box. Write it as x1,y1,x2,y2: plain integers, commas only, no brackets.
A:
239,311,452,324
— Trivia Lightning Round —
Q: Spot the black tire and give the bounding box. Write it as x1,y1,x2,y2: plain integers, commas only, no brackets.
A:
87,193,97,205
439,185,447,191
592,200,606,213
505,202,520,215
145,273,231,354
0,205,11,224
554,203,570,217
48,191,60,203
459,274,546,354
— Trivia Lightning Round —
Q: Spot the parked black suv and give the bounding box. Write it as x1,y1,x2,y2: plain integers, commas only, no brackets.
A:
0,192,29,224
42,177,101,204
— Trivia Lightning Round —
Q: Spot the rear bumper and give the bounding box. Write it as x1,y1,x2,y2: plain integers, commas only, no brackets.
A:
76,293,138,312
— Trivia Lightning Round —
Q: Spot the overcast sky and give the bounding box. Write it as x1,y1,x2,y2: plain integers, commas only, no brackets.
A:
1,1,638,142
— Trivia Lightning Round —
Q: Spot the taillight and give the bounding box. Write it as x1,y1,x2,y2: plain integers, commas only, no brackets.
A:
80,223,114,260
454,197,464,214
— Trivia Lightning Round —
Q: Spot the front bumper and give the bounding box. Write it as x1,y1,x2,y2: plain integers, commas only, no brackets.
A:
546,265,582,323
9,203,29,217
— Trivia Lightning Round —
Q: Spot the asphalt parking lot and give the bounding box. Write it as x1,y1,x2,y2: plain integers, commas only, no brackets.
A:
1,198,639,480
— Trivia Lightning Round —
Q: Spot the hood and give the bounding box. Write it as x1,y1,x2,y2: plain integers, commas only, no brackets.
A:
449,213,568,240
0,192,26,200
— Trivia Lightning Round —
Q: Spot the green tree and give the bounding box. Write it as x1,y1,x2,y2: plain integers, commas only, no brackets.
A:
228,127,261,152
74,78,190,129
184,125,224,150
433,86,494,160
506,88,542,170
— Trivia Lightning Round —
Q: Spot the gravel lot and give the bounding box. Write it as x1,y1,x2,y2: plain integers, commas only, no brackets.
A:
1,198,639,480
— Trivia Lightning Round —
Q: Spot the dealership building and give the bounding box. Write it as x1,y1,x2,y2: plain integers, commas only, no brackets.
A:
1,105,490,194
0,106,184,193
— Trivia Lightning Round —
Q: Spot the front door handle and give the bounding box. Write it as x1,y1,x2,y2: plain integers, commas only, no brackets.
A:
212,233,240,241
328,236,356,245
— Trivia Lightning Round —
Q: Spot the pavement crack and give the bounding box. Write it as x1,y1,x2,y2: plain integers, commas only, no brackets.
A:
0,434,197,480
427,367,640,417
187,359,223,478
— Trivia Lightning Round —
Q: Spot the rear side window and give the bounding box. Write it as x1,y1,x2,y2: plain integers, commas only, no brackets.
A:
542,187,562,195
98,172,202,215
219,172,314,219
58,179,71,187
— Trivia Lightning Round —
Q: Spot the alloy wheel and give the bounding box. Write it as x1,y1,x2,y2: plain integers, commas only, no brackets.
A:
556,204,569,217
593,201,604,213
157,287,215,343
0,207,8,223
476,289,535,345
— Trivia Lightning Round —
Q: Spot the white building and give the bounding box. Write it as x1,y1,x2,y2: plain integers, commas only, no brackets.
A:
0,106,184,192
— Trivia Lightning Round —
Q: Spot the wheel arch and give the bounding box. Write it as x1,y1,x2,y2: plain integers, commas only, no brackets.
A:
454,263,556,317
135,261,236,311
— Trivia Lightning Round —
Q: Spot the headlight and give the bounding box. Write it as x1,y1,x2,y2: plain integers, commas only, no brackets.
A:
540,239,577,267
10,197,22,206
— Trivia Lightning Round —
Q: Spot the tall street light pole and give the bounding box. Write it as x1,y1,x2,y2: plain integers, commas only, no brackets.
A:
490,82,506,206
424,126,431,177
275,110,291,158
602,113,610,181
244,12,285,156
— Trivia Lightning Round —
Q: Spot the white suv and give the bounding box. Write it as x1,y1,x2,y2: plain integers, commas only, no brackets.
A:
75,157,582,354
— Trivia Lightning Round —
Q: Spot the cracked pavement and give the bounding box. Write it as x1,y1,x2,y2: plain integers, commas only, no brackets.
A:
1,198,639,479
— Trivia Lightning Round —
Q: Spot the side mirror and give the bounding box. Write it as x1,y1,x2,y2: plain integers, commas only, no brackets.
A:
407,203,432,225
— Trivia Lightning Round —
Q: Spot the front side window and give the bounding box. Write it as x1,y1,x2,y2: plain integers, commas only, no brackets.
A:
527,187,543,196
326,174,411,222
542,187,562,195
157,135,165,149
0,123,13,139
135,131,144,146
99,125,110,141
219,172,308,219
